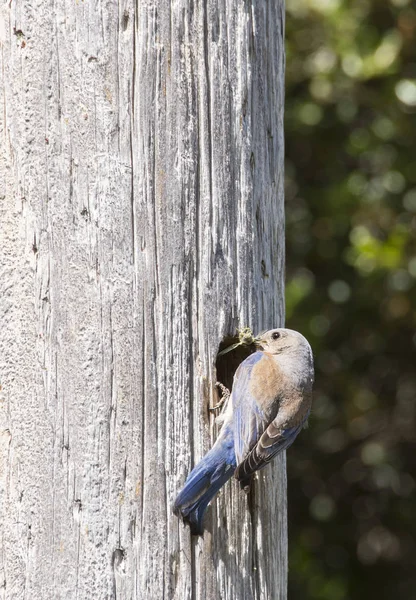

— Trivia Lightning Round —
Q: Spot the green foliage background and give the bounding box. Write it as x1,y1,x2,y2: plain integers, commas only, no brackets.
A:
284,0,416,598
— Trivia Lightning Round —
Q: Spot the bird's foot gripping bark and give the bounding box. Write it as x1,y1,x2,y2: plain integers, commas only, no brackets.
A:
209,382,231,413
239,475,253,494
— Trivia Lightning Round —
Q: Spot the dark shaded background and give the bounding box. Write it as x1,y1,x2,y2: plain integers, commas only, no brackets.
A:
284,1,416,598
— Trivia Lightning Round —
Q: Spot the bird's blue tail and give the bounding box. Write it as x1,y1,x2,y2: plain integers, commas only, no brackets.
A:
173,424,236,535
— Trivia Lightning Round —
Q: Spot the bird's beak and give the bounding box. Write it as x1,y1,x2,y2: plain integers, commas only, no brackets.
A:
254,337,266,349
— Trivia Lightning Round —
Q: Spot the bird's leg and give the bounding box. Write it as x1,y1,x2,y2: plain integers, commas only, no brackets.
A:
239,475,253,494
209,382,231,413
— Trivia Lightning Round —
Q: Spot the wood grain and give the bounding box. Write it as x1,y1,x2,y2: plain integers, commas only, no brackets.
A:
0,1,286,598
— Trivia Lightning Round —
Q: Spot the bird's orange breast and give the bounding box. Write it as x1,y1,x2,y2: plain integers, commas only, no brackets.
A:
248,353,283,408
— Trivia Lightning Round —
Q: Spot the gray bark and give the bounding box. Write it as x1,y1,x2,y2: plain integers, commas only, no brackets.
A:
0,1,286,599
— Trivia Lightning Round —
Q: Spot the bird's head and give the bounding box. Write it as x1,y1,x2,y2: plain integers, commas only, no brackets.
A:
255,328,312,357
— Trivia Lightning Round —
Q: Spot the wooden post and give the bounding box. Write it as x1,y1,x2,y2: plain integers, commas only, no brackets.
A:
0,1,286,598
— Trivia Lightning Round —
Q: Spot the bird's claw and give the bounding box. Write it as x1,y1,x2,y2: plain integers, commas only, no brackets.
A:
209,382,231,412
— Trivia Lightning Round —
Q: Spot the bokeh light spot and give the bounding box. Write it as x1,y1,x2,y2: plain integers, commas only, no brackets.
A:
357,526,401,564
328,280,351,303
298,102,324,125
382,171,405,194
403,189,416,212
407,257,416,277
353,390,377,411
395,79,416,107
361,442,386,465
310,494,336,521
388,269,412,291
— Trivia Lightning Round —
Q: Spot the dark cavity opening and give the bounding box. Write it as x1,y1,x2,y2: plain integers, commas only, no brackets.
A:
215,334,257,393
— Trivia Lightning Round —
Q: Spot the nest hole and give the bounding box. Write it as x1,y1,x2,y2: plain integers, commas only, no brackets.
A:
215,334,257,393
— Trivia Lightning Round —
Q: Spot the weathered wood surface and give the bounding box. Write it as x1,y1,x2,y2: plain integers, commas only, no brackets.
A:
0,1,286,598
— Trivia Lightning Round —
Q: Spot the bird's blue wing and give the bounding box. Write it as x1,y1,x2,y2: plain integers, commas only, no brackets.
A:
234,411,309,482
232,352,272,465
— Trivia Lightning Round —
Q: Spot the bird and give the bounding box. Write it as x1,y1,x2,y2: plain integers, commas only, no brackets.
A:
173,327,314,535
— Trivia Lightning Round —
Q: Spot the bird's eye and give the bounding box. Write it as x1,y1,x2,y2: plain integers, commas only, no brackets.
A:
271,332,280,340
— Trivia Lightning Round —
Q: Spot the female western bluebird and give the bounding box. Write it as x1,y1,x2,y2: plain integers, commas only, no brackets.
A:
173,328,314,535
